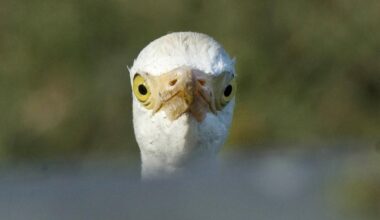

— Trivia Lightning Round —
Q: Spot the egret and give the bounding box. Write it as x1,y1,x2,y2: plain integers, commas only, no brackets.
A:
129,32,236,179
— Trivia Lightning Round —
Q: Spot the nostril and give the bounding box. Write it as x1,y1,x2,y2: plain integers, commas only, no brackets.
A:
197,79,206,86
169,79,177,86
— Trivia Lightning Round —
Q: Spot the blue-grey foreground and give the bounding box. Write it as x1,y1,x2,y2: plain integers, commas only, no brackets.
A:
0,145,378,220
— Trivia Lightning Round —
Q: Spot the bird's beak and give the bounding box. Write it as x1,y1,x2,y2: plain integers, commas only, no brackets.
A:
152,67,216,122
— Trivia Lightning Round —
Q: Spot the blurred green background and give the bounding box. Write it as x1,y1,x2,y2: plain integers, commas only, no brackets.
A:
0,0,379,163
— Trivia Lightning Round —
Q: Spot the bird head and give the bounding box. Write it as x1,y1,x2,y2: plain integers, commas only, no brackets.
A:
129,32,236,179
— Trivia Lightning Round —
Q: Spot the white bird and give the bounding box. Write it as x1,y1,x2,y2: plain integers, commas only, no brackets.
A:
129,32,236,179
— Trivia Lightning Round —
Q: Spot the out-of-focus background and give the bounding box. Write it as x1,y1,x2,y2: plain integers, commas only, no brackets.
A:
0,0,379,219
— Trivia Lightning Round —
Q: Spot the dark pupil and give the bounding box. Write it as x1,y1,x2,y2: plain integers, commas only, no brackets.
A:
138,84,148,95
224,85,233,97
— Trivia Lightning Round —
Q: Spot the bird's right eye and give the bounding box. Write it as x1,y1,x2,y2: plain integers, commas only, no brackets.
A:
133,74,151,102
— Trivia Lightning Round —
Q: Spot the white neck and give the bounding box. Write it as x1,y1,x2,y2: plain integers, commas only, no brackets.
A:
140,150,218,180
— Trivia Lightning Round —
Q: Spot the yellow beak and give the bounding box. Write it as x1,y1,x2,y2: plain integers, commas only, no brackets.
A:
153,67,216,122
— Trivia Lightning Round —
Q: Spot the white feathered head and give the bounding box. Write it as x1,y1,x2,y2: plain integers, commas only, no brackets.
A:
130,32,236,179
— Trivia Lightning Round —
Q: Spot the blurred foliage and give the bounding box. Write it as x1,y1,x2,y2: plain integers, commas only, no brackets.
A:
327,151,380,220
0,0,379,162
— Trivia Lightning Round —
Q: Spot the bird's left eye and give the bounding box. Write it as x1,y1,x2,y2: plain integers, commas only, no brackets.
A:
221,78,236,106
133,74,151,103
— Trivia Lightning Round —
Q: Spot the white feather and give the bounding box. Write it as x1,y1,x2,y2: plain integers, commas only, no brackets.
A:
130,32,235,78
130,32,235,179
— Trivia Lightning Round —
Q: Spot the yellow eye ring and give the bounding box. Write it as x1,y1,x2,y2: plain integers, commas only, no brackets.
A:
133,74,151,103
221,78,236,106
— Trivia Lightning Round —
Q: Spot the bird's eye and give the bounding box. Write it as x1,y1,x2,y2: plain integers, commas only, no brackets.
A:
221,78,236,106
133,74,151,102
